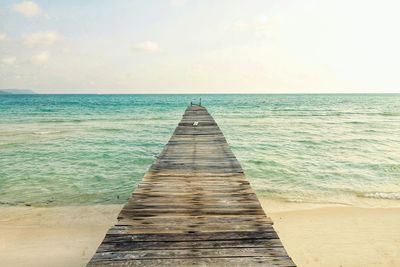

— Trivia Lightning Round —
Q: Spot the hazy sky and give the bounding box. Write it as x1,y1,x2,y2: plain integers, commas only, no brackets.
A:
1,0,400,93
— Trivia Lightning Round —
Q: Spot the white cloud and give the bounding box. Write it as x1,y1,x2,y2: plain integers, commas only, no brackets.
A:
171,0,186,7
0,33,7,42
23,31,63,47
2,56,16,65
231,16,270,36
32,51,49,65
13,1,42,18
132,41,160,53
231,20,248,31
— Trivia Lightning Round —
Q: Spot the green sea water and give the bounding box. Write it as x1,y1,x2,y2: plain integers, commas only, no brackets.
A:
0,94,399,206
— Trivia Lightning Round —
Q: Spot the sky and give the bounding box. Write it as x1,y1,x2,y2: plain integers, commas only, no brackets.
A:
1,0,400,94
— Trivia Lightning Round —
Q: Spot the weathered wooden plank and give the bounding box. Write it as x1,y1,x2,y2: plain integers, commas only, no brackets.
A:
87,105,295,267
117,215,272,225
107,225,275,235
102,231,279,243
112,223,273,232
87,257,296,267
97,239,284,252
90,247,289,261
112,224,274,233
122,204,262,210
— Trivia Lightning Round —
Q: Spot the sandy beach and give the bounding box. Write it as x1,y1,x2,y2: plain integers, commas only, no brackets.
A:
0,205,122,267
260,200,400,267
1,201,399,267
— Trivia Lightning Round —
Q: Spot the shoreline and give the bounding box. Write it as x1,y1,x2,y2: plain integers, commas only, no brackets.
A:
0,200,399,267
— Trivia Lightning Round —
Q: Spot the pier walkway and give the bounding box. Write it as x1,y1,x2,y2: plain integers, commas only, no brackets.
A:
87,105,295,267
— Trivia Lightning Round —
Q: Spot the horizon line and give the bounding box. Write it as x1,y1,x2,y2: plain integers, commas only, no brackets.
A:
2,92,400,95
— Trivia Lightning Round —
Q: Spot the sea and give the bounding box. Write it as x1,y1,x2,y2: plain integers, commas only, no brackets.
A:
1,94,399,207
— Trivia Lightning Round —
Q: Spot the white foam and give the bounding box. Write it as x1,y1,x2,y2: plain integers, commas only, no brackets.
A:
364,192,400,200
33,131,61,135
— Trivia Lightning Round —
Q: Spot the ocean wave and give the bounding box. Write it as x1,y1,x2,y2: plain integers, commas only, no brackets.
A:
345,121,366,124
362,192,400,200
93,128,131,133
33,131,62,135
382,112,400,116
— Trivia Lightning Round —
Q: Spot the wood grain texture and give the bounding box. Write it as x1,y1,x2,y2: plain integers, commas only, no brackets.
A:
87,105,295,267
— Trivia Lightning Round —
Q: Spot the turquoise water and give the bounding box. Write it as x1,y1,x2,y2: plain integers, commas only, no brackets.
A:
1,94,399,206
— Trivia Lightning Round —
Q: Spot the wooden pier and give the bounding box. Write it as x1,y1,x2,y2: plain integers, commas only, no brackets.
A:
87,105,295,267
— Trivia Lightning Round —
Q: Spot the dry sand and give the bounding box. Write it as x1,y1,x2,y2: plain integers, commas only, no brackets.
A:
0,205,122,267
261,199,400,267
0,201,399,267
